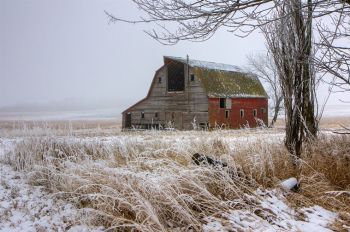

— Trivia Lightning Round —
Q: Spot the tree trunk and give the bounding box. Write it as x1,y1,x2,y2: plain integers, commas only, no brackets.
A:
302,0,318,138
265,0,318,160
270,96,283,127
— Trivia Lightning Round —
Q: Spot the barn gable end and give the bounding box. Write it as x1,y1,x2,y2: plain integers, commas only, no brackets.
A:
122,57,209,130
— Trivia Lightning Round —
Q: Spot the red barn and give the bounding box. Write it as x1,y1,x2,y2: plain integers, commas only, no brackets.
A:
122,56,268,130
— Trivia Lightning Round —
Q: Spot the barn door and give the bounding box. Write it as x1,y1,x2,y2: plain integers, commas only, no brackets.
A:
125,113,131,128
165,112,174,128
165,112,183,129
174,112,183,129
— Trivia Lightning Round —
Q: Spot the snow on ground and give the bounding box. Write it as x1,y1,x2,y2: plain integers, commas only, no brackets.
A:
78,129,286,154
0,139,103,232
0,134,342,231
0,139,16,158
0,108,120,121
204,189,337,232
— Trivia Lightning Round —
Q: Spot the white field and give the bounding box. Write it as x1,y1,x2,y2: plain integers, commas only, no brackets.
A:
0,108,121,121
0,126,348,232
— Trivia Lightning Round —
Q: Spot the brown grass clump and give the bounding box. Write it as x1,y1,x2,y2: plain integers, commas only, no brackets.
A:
221,133,350,228
232,141,297,187
302,135,350,189
297,135,350,228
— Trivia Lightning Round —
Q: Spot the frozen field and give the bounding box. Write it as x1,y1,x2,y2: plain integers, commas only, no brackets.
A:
0,108,121,121
321,104,350,118
0,126,349,231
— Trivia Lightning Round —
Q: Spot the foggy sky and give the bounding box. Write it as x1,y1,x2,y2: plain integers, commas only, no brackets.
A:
1,0,348,112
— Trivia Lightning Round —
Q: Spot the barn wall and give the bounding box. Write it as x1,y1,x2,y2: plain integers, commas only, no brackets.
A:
122,112,126,128
123,64,209,129
208,98,268,129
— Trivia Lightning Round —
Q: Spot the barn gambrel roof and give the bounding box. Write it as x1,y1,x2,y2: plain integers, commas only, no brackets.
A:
164,56,268,98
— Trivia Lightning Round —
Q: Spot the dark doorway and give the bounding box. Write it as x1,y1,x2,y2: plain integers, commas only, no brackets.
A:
167,61,185,92
125,113,131,128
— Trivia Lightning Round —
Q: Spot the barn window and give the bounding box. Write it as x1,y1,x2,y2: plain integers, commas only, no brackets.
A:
225,110,229,118
220,98,226,108
190,74,195,81
167,61,185,92
253,109,257,117
158,77,162,83
240,109,244,118
125,112,131,128
261,108,266,114
226,98,232,109
155,112,158,118
141,112,145,119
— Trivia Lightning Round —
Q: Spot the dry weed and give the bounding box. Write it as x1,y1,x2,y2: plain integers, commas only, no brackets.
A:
3,129,350,231
4,135,258,231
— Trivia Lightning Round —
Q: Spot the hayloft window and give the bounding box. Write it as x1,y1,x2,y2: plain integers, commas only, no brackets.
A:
190,74,195,81
225,110,229,118
167,61,185,92
220,98,226,108
240,109,244,118
141,112,145,119
253,109,257,117
158,77,162,83
155,112,158,118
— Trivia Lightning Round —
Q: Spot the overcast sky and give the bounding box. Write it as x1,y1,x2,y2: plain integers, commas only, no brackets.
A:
1,0,348,112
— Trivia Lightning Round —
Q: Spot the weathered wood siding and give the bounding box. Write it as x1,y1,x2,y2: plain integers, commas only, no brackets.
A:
123,64,209,130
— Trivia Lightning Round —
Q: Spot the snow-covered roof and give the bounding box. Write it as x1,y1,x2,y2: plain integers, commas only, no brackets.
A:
164,56,242,72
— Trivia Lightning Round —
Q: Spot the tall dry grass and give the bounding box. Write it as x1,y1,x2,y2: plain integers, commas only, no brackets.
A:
2,128,350,231
297,135,350,229
1,135,250,230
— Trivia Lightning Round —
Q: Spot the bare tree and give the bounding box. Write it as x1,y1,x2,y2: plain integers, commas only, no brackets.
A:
106,0,279,44
107,0,349,44
247,53,283,127
263,0,318,158
315,9,350,92
313,7,350,133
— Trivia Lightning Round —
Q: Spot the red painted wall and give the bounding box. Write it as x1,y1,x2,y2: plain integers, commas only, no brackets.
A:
208,98,268,129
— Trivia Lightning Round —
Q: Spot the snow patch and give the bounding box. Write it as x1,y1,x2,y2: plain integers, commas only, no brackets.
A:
280,177,298,190
0,140,103,232
204,189,337,232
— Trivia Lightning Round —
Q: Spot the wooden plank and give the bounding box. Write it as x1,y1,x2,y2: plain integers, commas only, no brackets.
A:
124,64,211,129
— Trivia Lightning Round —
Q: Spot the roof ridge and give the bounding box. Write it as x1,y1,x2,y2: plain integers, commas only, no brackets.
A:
164,56,242,73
